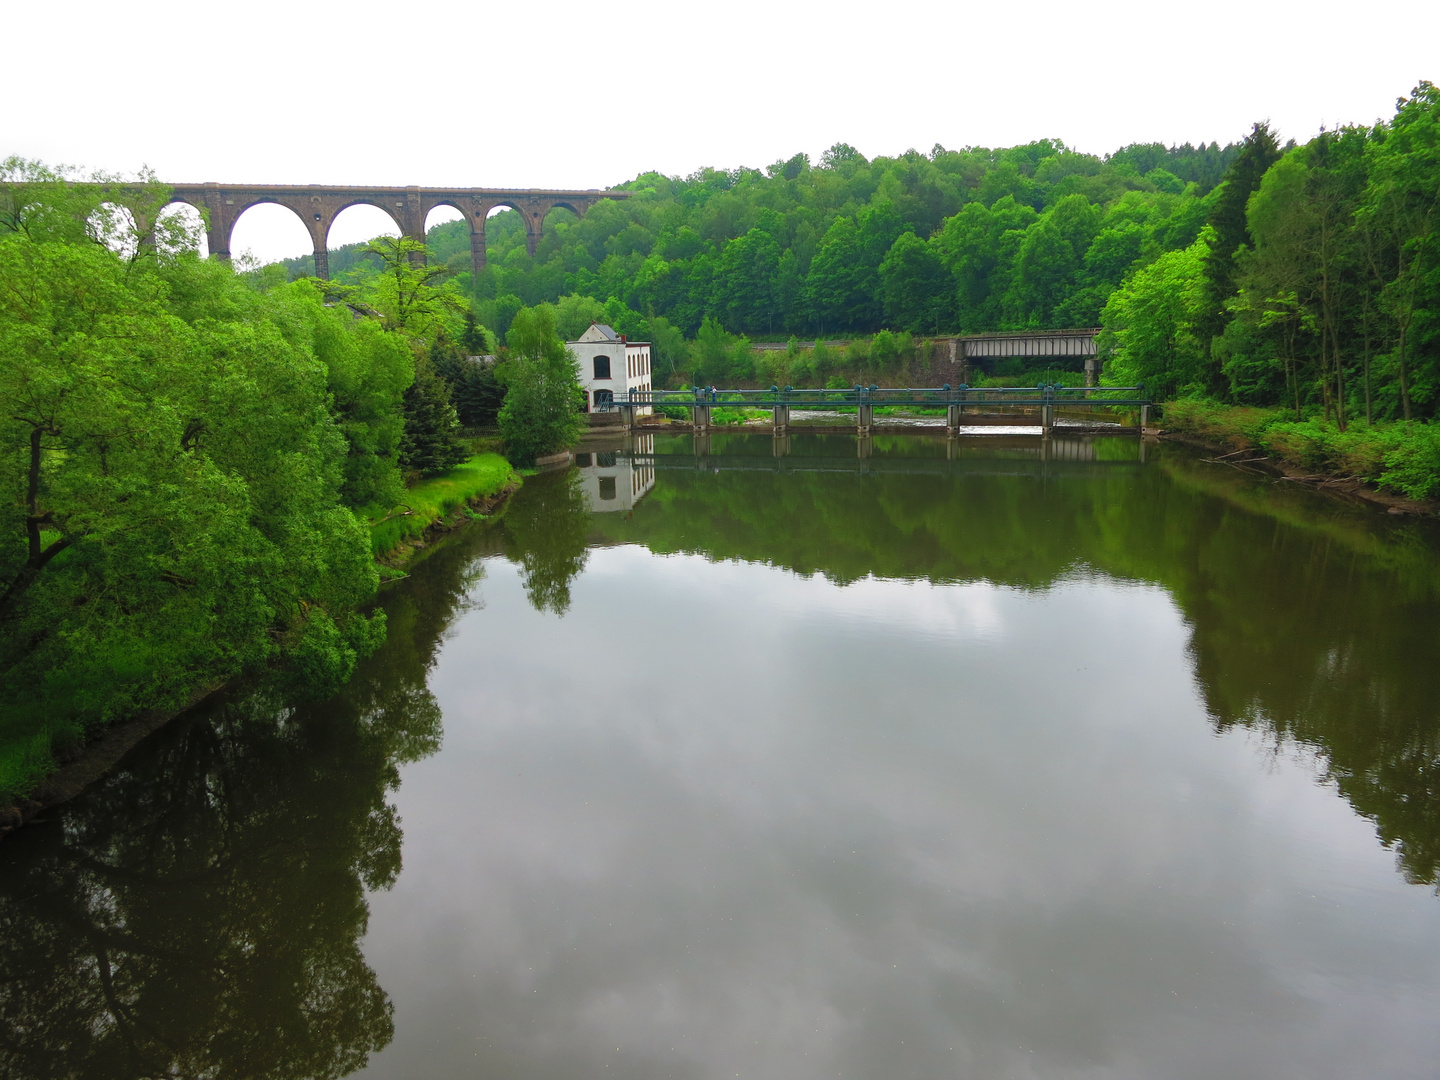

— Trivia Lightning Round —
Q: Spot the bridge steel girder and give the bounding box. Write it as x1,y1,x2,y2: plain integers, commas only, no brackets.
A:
162,183,630,279
947,328,1102,387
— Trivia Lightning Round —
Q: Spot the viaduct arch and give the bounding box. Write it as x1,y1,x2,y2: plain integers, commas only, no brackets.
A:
161,183,630,279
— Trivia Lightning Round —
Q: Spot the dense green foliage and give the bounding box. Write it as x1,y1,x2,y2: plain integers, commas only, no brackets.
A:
1104,84,1440,429
290,139,1239,357
0,162,545,800
497,306,587,466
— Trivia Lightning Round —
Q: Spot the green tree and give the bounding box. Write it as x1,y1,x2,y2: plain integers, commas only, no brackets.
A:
399,355,468,475
879,231,952,333
1002,194,1102,328
361,236,467,339
1098,233,1210,398
553,293,608,339
0,181,386,794
1359,81,1440,421
431,336,505,428
932,197,1038,332
497,306,586,466
714,227,782,335
1198,122,1283,385
1238,129,1371,423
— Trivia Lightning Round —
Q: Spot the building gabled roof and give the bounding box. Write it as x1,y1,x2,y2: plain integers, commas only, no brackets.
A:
575,322,620,343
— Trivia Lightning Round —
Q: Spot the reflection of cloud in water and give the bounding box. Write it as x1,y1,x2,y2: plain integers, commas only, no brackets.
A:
360,551,1440,1080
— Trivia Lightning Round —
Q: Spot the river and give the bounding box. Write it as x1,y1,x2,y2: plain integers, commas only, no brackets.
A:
3,432,1440,1080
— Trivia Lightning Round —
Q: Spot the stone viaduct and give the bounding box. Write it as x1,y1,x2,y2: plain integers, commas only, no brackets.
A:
161,183,631,279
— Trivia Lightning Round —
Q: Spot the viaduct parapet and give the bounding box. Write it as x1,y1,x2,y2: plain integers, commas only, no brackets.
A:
162,183,631,279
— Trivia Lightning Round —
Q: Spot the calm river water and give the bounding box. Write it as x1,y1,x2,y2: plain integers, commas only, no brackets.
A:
4,433,1440,1080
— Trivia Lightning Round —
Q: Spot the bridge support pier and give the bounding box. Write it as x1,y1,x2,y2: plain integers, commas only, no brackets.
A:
1140,404,1150,432
772,404,790,436
620,405,636,432
1085,355,1098,388
1041,403,1054,436
691,405,712,434
469,228,486,279
857,403,874,436
946,403,962,438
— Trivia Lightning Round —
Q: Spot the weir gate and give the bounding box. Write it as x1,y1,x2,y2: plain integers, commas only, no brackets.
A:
611,385,1152,437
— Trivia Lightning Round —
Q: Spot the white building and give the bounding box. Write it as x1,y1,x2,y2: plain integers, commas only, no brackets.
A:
573,435,656,512
568,323,653,415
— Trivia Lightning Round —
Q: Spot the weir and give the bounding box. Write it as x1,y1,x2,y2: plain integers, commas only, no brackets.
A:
614,384,1151,438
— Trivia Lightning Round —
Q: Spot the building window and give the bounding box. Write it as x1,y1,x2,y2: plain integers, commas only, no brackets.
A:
598,476,617,500
597,452,617,467
593,355,611,379
594,389,613,408
574,453,593,467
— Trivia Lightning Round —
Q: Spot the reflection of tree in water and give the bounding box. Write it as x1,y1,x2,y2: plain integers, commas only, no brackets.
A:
0,519,493,1080
591,442,1440,891
501,469,590,615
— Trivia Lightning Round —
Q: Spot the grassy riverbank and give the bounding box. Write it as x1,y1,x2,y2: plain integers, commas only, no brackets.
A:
1162,401,1440,505
366,452,519,561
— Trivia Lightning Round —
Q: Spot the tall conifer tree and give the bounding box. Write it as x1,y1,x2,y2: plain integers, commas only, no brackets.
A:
1198,122,1283,385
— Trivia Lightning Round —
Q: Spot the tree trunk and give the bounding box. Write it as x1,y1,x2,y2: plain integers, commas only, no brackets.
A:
0,426,73,620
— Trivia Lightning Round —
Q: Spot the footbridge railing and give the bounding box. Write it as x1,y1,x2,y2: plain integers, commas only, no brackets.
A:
610,384,1151,436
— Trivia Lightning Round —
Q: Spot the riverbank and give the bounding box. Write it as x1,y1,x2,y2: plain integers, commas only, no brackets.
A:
1159,401,1440,515
0,452,523,842
367,452,521,568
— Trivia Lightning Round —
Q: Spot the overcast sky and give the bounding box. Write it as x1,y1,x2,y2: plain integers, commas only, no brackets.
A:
7,0,1436,264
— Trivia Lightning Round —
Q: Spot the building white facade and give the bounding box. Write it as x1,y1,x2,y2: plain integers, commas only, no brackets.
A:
573,435,656,512
568,323,652,415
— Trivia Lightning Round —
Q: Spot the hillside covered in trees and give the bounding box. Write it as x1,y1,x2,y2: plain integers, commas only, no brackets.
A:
289,81,1440,437
289,138,1240,361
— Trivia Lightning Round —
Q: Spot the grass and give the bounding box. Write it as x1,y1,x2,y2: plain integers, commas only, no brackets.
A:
0,726,59,808
364,452,519,558
1162,400,1440,502
711,407,771,425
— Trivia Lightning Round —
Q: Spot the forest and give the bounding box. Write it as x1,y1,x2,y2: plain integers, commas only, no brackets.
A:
292,83,1440,440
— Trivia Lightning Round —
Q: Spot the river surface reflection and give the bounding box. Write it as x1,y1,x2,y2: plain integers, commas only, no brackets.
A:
4,433,1440,1080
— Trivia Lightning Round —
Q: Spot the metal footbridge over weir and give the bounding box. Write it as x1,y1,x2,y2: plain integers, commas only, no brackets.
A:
611,384,1152,437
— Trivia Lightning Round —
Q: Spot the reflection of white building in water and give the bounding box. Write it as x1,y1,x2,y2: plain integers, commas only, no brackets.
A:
568,323,653,415
574,434,655,512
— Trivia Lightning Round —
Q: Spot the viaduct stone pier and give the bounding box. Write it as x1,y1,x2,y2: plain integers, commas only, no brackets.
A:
160,183,631,279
